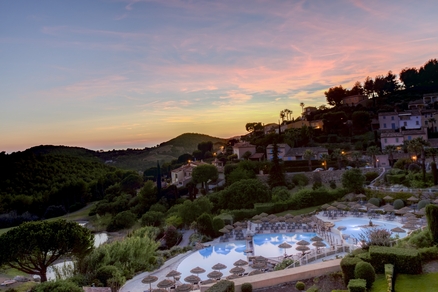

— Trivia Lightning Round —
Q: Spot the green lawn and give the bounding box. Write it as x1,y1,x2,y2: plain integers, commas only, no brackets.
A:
371,273,438,292
275,205,320,217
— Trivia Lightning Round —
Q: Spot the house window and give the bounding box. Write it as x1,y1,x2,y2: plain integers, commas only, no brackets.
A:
426,121,429,125
383,116,386,119
391,116,394,120
408,136,412,140
396,138,399,143
391,123,396,129
384,138,387,143
404,122,407,126
383,123,386,128
416,121,419,125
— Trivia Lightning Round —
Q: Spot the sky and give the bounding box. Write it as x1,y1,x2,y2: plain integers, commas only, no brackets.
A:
1,0,438,153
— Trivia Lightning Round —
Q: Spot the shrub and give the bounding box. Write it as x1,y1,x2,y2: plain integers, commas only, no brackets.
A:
369,246,422,274
206,279,234,292
312,181,323,190
365,171,379,183
347,279,366,292
31,280,83,292
96,265,119,287
340,255,364,285
418,199,430,210
241,282,252,292
329,180,337,189
393,199,404,210
426,204,438,244
354,261,375,289
107,210,137,231
305,285,318,292
368,198,380,207
407,229,434,248
418,246,438,261
295,281,305,290
292,174,309,186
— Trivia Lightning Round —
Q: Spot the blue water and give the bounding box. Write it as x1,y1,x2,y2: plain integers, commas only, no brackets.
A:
333,218,407,240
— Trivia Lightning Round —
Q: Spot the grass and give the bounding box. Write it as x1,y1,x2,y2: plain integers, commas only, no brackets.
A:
370,274,387,292
394,273,438,291
275,205,320,217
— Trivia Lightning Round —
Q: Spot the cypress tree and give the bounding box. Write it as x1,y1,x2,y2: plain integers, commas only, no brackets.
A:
156,161,162,199
426,204,438,243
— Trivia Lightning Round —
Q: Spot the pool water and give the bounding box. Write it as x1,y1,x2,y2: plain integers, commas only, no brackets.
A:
333,218,407,240
252,232,328,258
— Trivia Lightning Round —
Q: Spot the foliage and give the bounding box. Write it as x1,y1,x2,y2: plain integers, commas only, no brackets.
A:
31,280,83,292
272,187,290,202
393,158,411,170
219,179,271,210
205,279,235,292
241,282,253,292
426,204,438,244
95,265,124,287
340,255,364,286
357,228,392,249
141,211,165,227
341,169,365,193
274,258,295,270
369,246,422,274
164,225,180,248
393,199,404,209
268,142,286,188
197,213,214,237
212,217,225,235
192,164,219,189
354,261,375,289
325,85,347,107
368,198,380,207
347,279,366,292
292,174,309,186
295,281,305,290
77,226,159,286
178,197,213,227
226,168,255,185
0,220,93,282
417,199,430,210
107,210,137,232
364,171,379,183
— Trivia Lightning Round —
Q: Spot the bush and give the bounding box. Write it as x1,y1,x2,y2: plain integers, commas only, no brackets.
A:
31,280,83,292
347,279,366,292
369,246,422,274
295,281,305,290
426,204,438,244
241,282,252,292
329,180,337,189
418,199,430,210
292,174,309,186
107,210,137,231
368,198,380,207
365,171,379,183
305,285,318,292
96,265,119,286
354,261,375,289
340,255,363,285
393,199,404,210
206,279,234,292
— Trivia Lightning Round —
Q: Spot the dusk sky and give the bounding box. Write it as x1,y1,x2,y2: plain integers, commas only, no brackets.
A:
1,0,438,153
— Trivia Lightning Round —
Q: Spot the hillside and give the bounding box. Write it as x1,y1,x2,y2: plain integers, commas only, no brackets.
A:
96,133,227,171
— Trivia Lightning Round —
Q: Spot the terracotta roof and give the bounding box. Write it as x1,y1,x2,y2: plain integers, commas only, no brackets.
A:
233,142,256,148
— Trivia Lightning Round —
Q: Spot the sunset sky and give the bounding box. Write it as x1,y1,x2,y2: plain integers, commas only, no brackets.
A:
1,0,438,153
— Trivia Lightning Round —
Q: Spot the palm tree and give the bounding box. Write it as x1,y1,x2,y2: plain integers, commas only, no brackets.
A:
350,151,362,168
407,137,430,181
384,145,397,167
303,149,315,171
331,148,344,169
320,153,330,170
366,146,381,168
426,147,438,163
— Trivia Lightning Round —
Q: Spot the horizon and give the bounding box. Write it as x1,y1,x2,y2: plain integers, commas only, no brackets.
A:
2,1,438,153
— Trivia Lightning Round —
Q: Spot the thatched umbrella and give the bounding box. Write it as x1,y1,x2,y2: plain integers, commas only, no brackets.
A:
297,240,310,246
233,259,248,267
142,275,158,291
337,203,348,210
261,216,270,222
152,289,168,292
327,206,337,211
395,208,407,215
252,219,262,225
407,196,419,202
356,194,366,199
402,223,417,230
267,214,277,219
212,263,227,271
175,284,192,292
201,279,215,285
269,217,279,224
166,270,181,278
259,212,269,217
224,224,234,230
277,216,286,222
433,199,438,204
157,279,175,290
218,228,230,234
248,269,263,276
284,213,293,218
252,214,261,220
296,245,310,255
184,275,201,284
229,266,245,275
251,261,267,270
253,256,267,263
391,227,406,233
310,236,324,242
417,208,426,216
190,266,206,276
365,203,378,210
383,195,394,201
226,274,241,280
382,205,394,212
278,242,292,256
312,241,327,248
207,271,223,280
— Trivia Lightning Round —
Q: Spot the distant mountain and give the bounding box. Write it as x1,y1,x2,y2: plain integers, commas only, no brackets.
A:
98,133,227,171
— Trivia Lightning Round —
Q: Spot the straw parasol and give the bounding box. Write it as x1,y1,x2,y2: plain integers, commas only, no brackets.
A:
184,275,201,284
417,208,426,216
297,240,310,246
269,218,279,224
395,208,407,215
226,274,241,280
201,279,215,285
165,270,181,278
253,256,267,262
277,216,286,222
224,224,234,230
175,284,192,292
383,195,394,201
248,269,263,276
296,245,310,254
190,267,206,276
407,196,419,202
212,263,227,271
382,205,394,212
310,236,324,242
233,259,248,267
142,275,158,291
229,266,245,275
321,203,331,210
402,223,417,230
365,203,378,210
312,241,327,248
259,212,269,217
337,203,348,210
356,194,366,199
251,261,267,270
218,228,230,234
278,242,292,256
433,198,438,204
207,271,223,280
152,289,168,292
391,227,406,233
157,279,175,290
252,215,261,220
284,213,293,218
267,214,277,219
327,206,337,211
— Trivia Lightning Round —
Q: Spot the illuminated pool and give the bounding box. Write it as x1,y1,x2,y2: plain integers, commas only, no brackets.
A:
333,218,408,240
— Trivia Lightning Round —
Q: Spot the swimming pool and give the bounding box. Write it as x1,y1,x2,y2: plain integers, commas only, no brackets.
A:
333,218,407,240
252,232,328,258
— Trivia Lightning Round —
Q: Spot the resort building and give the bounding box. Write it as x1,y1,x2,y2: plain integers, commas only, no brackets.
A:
170,161,207,187
232,142,256,159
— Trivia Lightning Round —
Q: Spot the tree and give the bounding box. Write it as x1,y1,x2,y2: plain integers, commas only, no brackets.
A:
32,280,83,292
268,142,285,188
351,111,371,134
219,179,271,210
426,147,438,164
350,151,362,168
366,146,380,168
347,81,364,96
341,168,365,193
331,148,345,170
407,137,430,181
303,149,314,171
426,204,438,244
384,145,397,167
0,220,93,282
192,164,219,189
400,67,420,89
320,153,330,170
324,85,347,107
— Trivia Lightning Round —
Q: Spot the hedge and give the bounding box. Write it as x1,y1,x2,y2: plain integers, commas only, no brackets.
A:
347,279,367,292
340,255,364,285
206,280,234,292
369,246,422,274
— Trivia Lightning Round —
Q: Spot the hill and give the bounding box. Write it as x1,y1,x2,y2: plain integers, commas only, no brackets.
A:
95,133,227,171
